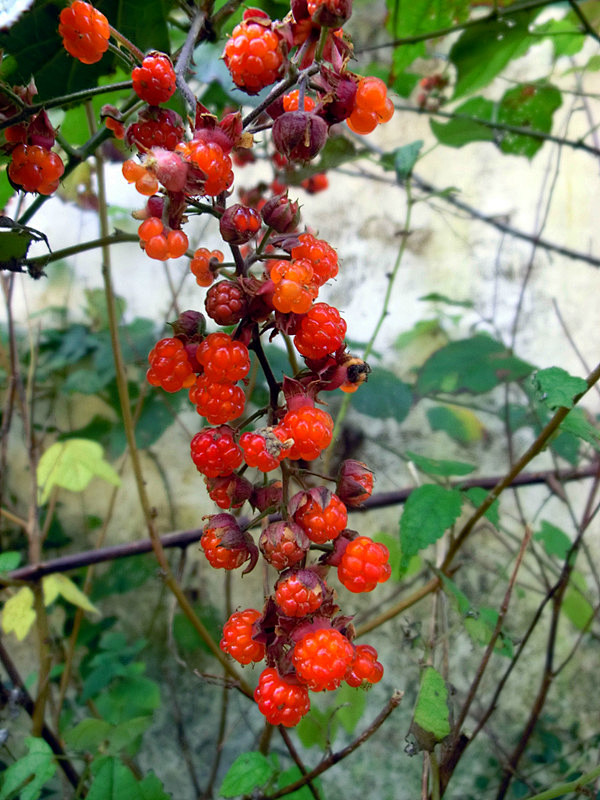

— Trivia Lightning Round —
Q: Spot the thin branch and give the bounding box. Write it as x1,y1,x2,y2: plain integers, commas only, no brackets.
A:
567,0,600,45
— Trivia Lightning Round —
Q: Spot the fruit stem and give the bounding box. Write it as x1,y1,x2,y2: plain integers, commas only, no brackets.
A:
108,24,145,63
174,8,207,114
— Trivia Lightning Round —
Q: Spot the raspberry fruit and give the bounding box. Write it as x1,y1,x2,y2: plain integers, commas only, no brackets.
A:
345,644,384,688
201,514,256,571
138,217,188,261
132,53,176,106
59,1,110,65
126,108,184,152
8,144,64,195
219,204,262,245
294,303,347,360
220,609,266,664
283,90,316,112
190,248,224,287
259,521,310,570
189,376,246,424
190,426,243,478
122,159,159,196
292,490,347,544
205,473,253,509
275,570,324,617
269,259,317,314
196,333,250,384
223,15,284,95
205,281,248,326
337,536,391,593
281,406,333,461
347,76,394,135
291,234,338,288
254,667,310,727
177,140,233,197
147,337,196,392
240,427,292,472
292,628,354,691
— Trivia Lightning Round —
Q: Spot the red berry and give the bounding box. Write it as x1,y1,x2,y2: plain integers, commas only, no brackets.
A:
292,628,354,691
189,376,246,424
291,234,338,288
283,90,316,112
259,521,310,571
301,173,329,194
240,427,292,472
275,570,324,617
190,426,243,478
190,248,223,287
196,332,250,384
205,473,253,509
132,53,176,106
254,667,310,727
59,1,110,65
177,140,233,197
270,259,317,314
8,144,64,195
201,514,255,571
126,108,184,152
205,281,248,326
281,406,333,462
223,16,284,95
220,609,266,664
147,337,195,392
292,490,347,544
345,644,384,687
294,302,347,360
337,536,391,593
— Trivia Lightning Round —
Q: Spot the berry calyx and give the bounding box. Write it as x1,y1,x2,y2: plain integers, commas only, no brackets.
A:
220,609,266,664
259,521,310,571
292,489,348,544
201,514,257,571
254,667,310,727
190,426,243,478
59,1,110,65
132,53,176,106
336,459,374,506
219,203,262,245
337,536,391,593
292,627,354,691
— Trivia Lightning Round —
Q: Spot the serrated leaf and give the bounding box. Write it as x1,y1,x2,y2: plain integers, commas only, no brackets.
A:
427,404,485,445
0,551,21,572
381,140,423,180
450,11,537,99
138,772,172,800
37,439,121,503
87,757,142,800
430,97,495,147
350,366,412,422
64,719,112,752
410,667,451,751
464,487,500,527
559,407,600,450
94,676,160,725
0,737,56,800
406,451,476,477
496,82,562,158
417,335,533,395
534,521,571,559
107,716,153,754
533,367,588,409
1,586,36,641
220,752,277,798
42,574,100,615
563,570,594,631
399,485,463,571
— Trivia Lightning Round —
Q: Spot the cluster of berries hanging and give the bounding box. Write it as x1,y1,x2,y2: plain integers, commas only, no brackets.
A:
4,0,396,727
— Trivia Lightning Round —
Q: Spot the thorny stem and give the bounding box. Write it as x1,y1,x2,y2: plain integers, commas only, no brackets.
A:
175,8,207,113
520,764,600,800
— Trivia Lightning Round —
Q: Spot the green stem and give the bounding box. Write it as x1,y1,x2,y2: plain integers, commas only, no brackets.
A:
26,232,139,270
108,25,145,63
522,764,600,800
429,752,441,800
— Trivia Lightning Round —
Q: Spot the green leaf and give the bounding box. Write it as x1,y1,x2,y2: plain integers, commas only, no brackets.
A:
64,719,112,752
220,752,277,798
399,485,463,571
172,604,221,653
62,369,112,395
375,532,421,581
0,217,49,276
395,319,444,351
0,171,15,213
138,773,172,800
410,667,451,751
277,766,322,800
42,574,100,615
430,97,495,147
563,570,594,630
381,140,423,180
0,738,56,800
533,367,588,409
496,82,562,158
450,10,537,98
464,607,514,658
534,521,571,559
535,15,585,58
94,676,160,725
87,757,142,800
406,450,476,477
426,404,486,445
0,551,21,572
1,586,36,641
417,335,533,395
439,573,471,616
350,366,412,422
37,439,121,503
559,407,600,450
463,487,500,527
106,716,153,755
419,293,475,309
296,706,337,751
335,683,367,734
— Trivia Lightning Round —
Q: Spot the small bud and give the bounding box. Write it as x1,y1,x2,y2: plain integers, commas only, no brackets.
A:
261,193,301,233
205,473,253,509
336,460,374,507
272,111,328,163
219,203,262,244
309,0,352,28
169,310,206,340
319,75,357,125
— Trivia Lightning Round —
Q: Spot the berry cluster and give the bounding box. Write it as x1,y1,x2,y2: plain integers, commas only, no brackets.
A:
52,0,395,728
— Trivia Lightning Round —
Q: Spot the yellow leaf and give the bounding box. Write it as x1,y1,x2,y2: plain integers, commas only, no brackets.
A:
42,574,99,615
37,439,121,504
1,587,36,640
